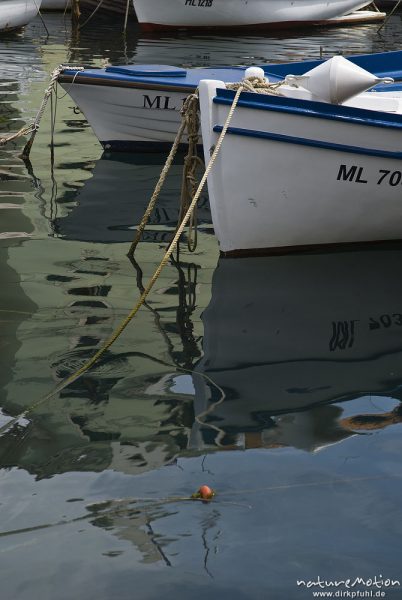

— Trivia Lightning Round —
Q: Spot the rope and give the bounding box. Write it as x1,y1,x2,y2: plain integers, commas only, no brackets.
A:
377,0,402,32
0,65,83,156
0,124,37,147
0,64,83,153
227,77,286,95
64,0,72,16
33,0,50,36
78,0,105,29
123,0,130,32
0,84,244,437
72,0,80,24
178,94,204,252
20,65,84,159
55,69,85,100
129,76,284,256
127,93,199,257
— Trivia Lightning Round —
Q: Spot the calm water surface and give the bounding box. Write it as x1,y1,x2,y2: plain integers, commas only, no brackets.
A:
1,13,402,600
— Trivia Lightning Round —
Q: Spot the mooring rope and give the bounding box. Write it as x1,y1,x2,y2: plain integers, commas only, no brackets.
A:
78,0,105,30
127,94,199,257
129,74,285,256
0,124,37,147
178,93,204,253
0,84,245,437
22,65,84,159
226,76,286,95
0,65,83,158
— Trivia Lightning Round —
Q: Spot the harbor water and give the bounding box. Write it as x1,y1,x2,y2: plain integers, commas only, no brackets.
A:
1,12,402,599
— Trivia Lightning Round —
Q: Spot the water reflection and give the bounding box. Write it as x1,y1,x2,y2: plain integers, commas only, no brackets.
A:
2,242,402,477
53,152,211,243
62,12,402,67
2,13,402,599
192,248,402,452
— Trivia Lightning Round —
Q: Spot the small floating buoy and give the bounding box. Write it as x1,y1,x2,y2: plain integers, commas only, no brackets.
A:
192,485,215,500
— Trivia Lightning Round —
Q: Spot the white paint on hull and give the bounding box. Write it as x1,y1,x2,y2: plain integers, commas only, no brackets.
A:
0,0,42,31
62,82,189,144
132,0,371,28
61,77,402,150
199,80,402,252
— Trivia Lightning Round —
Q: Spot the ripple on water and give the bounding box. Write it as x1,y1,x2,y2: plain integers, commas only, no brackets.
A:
1,10,402,600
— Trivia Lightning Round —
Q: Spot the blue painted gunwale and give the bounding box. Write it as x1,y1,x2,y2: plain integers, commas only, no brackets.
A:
262,49,402,81
212,126,402,160
213,89,402,130
60,50,402,90
60,66,251,89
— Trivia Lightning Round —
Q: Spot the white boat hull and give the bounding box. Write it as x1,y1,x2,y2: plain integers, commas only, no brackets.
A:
133,0,373,30
0,0,42,31
199,80,402,254
61,82,188,150
59,64,396,151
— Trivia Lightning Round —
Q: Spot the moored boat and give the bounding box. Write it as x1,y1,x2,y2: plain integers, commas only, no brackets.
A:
0,0,42,32
198,56,402,254
132,0,383,31
58,50,402,152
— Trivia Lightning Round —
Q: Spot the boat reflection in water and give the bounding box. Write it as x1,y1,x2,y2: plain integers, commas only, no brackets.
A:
191,245,402,453
0,151,211,479
2,137,402,485
54,151,211,244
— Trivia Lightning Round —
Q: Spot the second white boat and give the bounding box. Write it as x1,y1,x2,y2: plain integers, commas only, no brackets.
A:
0,0,42,32
198,57,402,255
132,0,380,31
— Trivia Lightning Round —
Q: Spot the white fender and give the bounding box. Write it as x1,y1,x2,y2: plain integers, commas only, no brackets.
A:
285,55,394,104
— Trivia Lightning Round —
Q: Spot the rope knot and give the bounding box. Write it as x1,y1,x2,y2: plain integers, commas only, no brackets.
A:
180,92,199,118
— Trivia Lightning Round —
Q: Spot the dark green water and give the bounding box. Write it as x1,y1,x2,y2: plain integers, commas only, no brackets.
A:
1,12,402,600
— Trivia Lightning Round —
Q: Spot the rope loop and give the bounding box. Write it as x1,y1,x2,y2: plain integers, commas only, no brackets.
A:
227,75,285,96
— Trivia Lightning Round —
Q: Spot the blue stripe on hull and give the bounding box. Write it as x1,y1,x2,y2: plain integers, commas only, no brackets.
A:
61,50,402,89
214,89,402,130
212,126,402,159
263,50,402,81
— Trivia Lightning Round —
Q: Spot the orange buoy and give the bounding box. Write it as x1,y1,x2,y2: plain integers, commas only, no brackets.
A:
198,485,215,500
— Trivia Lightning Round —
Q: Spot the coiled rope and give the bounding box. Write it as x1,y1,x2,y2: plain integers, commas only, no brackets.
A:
227,77,286,95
